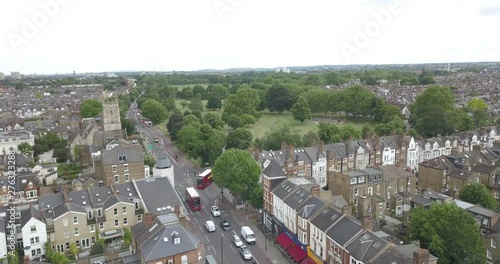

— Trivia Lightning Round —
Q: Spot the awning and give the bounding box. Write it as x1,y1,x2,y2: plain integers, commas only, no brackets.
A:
276,233,293,250
300,257,317,264
287,244,307,263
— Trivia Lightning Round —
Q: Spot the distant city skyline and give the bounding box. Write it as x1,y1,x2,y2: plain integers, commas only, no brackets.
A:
1,0,500,74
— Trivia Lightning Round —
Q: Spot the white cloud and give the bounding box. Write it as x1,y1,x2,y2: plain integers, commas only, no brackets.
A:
0,0,499,74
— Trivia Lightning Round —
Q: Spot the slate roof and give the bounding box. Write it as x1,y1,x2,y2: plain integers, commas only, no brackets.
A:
310,206,342,232
272,180,297,200
283,188,311,209
378,165,414,181
371,246,412,264
326,216,361,246
345,230,388,263
134,177,181,215
132,214,199,262
101,145,144,165
154,157,172,169
296,196,326,219
262,159,286,178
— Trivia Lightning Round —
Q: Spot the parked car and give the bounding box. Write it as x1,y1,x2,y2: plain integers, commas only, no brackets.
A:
154,137,160,143
205,220,216,232
239,246,253,260
232,235,243,247
211,206,221,217
220,220,231,231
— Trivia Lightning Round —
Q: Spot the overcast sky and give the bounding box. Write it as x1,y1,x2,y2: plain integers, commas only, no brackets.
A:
1,0,500,74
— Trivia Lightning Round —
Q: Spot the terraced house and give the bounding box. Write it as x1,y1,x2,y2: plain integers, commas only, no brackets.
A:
93,145,145,186
38,182,143,253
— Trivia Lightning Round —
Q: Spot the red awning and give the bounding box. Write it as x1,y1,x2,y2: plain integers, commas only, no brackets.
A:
276,233,293,250
287,244,307,263
300,257,317,264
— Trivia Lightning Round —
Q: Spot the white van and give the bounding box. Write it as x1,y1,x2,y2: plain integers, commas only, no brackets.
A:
205,220,216,232
240,226,256,244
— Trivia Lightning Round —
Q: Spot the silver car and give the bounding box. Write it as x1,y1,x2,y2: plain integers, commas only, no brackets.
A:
239,246,252,260
232,234,243,247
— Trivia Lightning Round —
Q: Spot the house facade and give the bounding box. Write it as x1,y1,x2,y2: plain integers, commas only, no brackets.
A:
93,145,145,186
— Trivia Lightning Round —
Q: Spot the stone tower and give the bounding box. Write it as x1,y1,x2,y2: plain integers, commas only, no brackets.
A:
102,96,121,131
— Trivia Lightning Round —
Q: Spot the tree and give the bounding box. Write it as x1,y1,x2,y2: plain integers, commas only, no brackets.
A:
418,70,436,85
140,99,168,125
300,133,319,149
17,142,33,157
144,154,156,168
177,124,225,166
411,86,460,137
226,114,243,129
226,128,253,150
410,202,486,264
303,89,328,114
203,113,224,130
317,122,341,144
240,114,256,126
162,97,177,112
380,104,403,123
80,99,103,118
468,98,489,127
180,101,189,109
223,87,260,118
188,95,205,113
206,92,222,110
291,96,312,123
266,84,294,113
90,238,105,255
248,186,263,209
7,250,21,264
123,227,133,247
458,183,497,209
121,118,135,135
254,124,302,150
339,124,362,141
166,113,184,141
340,85,374,117
69,242,78,260
213,149,261,202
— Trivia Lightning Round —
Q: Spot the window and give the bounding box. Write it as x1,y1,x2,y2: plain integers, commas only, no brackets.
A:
27,190,37,198
114,175,119,183
97,209,102,217
64,230,69,238
491,239,496,248
112,165,117,172
124,218,128,225
138,214,143,222
87,210,93,219
73,216,78,224
30,225,36,232
487,249,492,259
350,178,357,184
135,201,140,210
31,249,37,257
119,155,127,161
124,173,129,182
124,164,129,171
99,222,104,229
123,207,127,214
115,219,119,227
74,228,79,236
30,237,40,244
354,189,358,196
358,176,365,183
114,208,118,215
368,187,373,196
90,224,95,233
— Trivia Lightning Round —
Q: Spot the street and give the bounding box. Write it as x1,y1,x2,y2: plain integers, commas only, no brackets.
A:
127,100,270,264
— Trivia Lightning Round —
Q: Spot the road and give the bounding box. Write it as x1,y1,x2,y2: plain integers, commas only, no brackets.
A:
128,100,268,264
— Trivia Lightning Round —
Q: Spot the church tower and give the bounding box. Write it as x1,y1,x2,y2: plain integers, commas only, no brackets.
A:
102,96,121,131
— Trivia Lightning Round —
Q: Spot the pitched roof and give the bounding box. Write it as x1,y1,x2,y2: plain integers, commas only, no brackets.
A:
262,159,286,178
101,145,144,165
345,230,388,262
310,206,342,231
296,196,326,219
326,216,361,246
134,177,181,215
132,214,199,262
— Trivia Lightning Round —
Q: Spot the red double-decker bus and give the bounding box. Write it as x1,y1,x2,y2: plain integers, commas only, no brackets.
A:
196,169,213,189
185,187,201,211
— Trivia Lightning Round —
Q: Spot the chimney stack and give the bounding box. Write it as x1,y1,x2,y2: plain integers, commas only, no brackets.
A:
311,185,320,197
288,144,294,159
473,144,481,151
342,204,352,216
145,213,154,227
281,141,287,151
175,204,180,216
361,214,374,232
63,184,70,205
254,147,261,163
319,140,325,154
413,248,430,264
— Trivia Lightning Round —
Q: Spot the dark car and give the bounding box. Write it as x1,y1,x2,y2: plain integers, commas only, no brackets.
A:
220,220,231,231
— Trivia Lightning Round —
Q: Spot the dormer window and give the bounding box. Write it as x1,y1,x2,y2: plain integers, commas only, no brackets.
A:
119,155,127,162
172,231,180,244
28,182,33,188
350,178,357,184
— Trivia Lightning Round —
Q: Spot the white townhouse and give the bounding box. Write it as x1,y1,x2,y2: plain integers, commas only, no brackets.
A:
406,137,420,172
272,181,296,224
18,204,48,259
282,188,311,234
0,218,7,260
304,146,327,188
0,130,34,155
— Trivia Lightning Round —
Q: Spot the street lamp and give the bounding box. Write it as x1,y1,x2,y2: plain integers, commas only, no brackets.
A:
221,233,224,264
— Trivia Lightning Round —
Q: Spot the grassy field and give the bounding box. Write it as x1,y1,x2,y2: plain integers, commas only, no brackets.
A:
164,99,370,140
